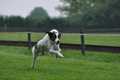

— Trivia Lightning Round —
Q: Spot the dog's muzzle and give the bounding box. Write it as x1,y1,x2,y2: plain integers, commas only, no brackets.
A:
56,41,60,44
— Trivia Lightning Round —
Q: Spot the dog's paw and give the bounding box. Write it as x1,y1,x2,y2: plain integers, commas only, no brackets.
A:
31,66,34,68
38,53,44,56
57,53,64,58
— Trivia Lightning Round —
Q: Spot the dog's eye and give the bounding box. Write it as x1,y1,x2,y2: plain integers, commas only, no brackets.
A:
52,35,56,38
53,35,56,37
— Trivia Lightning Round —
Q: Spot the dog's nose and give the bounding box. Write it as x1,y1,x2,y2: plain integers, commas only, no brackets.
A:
56,41,60,44
57,41,60,43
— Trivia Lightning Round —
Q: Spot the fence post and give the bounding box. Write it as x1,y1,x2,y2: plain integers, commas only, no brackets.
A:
28,28,31,50
80,28,86,56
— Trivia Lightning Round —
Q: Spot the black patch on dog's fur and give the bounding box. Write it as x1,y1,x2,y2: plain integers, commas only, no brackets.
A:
34,44,37,49
34,39,41,49
46,31,61,42
46,32,56,41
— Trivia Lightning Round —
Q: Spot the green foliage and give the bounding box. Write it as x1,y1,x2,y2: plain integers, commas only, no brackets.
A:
28,7,49,19
57,0,120,28
0,1,120,31
0,16,68,31
0,46,120,80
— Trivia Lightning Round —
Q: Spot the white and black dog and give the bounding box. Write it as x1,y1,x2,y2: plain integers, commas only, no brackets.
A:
31,29,64,68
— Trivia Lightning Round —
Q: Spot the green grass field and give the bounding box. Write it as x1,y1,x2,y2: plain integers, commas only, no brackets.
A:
0,46,120,80
0,32,120,46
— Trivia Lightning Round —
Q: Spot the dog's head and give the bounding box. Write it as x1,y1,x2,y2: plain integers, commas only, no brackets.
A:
46,29,61,44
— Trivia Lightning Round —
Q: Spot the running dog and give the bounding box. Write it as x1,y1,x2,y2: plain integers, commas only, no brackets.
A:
31,29,64,68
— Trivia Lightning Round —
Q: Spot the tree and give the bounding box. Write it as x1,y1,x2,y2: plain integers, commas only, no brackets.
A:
28,7,49,19
56,0,120,28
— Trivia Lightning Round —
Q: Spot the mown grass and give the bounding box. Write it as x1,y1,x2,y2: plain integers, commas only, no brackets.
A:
0,32,120,46
0,46,120,80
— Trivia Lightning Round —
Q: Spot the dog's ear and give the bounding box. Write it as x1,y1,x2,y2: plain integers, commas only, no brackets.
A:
46,31,51,34
46,32,52,36
46,32,49,34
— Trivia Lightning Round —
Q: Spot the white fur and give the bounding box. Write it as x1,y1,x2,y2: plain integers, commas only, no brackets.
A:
31,29,64,68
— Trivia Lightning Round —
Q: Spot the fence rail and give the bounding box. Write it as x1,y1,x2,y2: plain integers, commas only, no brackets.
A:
0,40,120,53
0,28,120,54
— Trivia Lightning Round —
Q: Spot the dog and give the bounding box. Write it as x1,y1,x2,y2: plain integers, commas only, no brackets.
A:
31,29,64,68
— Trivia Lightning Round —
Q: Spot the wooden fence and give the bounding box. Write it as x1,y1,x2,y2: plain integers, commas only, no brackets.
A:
0,28,120,54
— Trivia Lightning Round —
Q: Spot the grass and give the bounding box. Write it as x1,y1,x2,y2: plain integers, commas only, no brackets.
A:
0,32,120,46
0,32,28,41
0,46,120,80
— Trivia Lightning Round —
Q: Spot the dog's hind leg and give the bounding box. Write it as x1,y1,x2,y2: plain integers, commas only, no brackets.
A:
38,51,44,56
31,53,37,68
31,47,38,68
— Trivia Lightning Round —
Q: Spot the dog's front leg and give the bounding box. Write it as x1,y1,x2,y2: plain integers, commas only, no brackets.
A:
55,47,61,58
53,44,61,52
49,49,64,58
57,47,61,52
57,44,61,52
